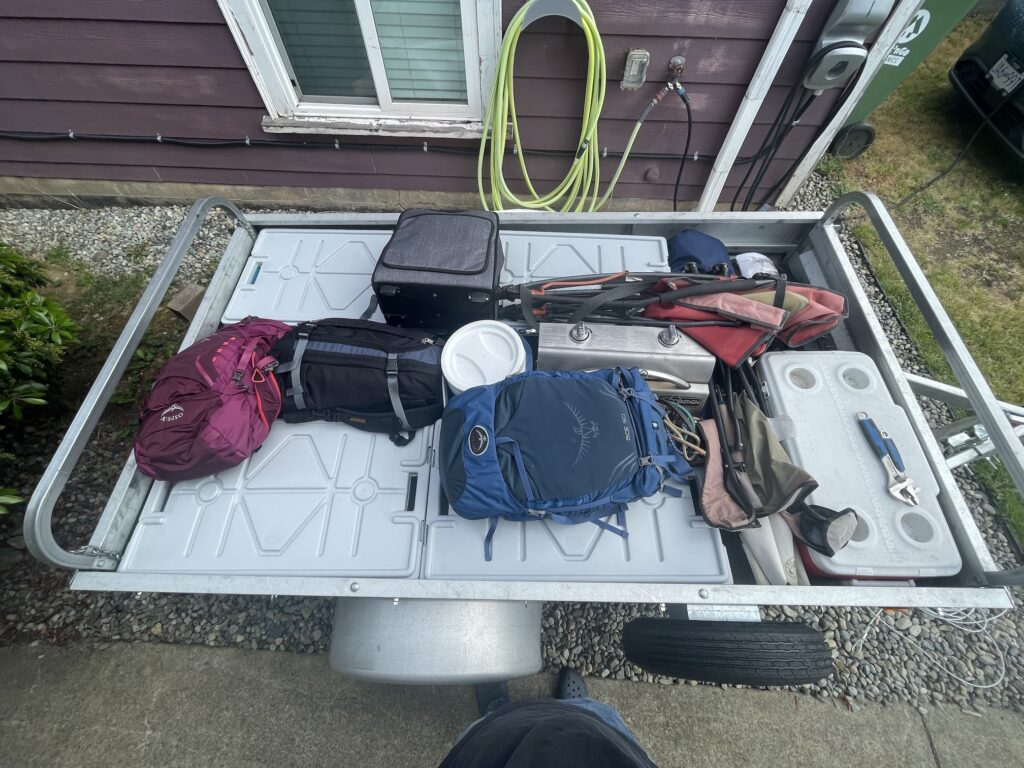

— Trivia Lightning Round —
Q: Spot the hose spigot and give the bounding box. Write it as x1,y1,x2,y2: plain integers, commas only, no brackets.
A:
669,56,686,80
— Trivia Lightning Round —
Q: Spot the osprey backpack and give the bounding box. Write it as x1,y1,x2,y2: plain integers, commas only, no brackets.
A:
134,317,291,482
438,367,691,560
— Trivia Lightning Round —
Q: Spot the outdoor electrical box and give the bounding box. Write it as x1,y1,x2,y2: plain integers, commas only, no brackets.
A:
804,0,897,91
620,49,650,90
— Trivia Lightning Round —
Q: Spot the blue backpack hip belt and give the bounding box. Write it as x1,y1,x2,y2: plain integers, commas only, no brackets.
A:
438,368,692,560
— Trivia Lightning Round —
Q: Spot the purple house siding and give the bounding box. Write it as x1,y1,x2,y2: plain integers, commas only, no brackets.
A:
0,0,843,203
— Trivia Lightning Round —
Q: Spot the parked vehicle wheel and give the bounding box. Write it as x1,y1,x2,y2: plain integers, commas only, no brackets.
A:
622,618,832,686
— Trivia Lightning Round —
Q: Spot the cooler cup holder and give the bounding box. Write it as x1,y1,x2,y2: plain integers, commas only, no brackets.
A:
896,510,936,547
847,509,872,546
785,365,820,392
837,364,875,393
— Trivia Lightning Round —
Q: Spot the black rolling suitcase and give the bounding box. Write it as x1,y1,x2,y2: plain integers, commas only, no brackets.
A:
371,209,503,332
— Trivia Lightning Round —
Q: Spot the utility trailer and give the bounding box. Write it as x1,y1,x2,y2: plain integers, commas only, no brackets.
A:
24,193,1024,685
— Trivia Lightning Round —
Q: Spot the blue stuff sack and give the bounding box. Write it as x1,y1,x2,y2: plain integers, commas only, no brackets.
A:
667,229,734,275
438,368,691,560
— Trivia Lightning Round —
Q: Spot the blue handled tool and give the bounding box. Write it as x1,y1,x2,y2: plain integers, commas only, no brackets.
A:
857,411,920,506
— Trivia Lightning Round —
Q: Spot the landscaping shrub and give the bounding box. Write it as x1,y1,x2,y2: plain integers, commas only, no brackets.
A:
0,243,78,513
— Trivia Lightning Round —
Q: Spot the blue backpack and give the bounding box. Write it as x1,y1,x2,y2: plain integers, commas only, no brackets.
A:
438,368,691,560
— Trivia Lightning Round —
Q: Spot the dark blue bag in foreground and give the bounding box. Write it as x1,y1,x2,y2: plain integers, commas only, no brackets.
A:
438,368,691,560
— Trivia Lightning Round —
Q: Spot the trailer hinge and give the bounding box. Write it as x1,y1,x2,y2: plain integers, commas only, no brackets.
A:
72,545,122,567
232,217,256,239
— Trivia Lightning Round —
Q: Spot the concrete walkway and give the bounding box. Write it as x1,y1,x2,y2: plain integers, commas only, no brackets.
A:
1,643,1023,768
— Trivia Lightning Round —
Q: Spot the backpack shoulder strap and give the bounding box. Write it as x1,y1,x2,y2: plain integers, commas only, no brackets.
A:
548,504,630,540
484,517,499,562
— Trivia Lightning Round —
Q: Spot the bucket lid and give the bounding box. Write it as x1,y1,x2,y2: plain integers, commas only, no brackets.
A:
441,320,527,392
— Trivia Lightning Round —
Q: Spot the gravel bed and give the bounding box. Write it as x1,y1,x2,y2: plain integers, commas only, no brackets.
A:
0,205,236,283
1,195,1022,711
0,204,335,656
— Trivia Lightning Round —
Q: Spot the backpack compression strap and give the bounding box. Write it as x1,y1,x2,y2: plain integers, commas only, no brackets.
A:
617,370,691,484
275,323,313,411
385,353,416,447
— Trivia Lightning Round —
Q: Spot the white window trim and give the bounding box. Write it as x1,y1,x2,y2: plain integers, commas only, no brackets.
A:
216,0,500,137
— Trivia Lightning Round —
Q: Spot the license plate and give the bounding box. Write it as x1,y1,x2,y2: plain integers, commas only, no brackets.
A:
987,53,1024,96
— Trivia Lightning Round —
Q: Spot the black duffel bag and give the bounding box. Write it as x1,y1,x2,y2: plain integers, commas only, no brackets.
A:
271,318,443,445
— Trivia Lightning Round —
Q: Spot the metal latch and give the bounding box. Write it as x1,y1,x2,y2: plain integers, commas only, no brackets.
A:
72,545,122,568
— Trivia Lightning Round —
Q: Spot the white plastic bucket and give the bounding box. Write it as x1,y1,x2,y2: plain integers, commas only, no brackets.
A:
442,320,530,394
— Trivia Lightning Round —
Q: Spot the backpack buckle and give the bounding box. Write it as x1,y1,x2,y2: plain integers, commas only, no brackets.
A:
231,370,244,387
640,456,667,491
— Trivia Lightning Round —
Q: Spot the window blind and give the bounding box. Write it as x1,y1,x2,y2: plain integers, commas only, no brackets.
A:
369,0,468,103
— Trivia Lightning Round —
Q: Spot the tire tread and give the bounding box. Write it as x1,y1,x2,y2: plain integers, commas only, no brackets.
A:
623,618,832,686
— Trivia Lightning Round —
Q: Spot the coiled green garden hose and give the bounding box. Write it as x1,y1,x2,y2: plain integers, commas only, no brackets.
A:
477,0,664,212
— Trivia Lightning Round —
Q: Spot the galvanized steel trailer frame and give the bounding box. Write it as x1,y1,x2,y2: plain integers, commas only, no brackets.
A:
24,194,1024,611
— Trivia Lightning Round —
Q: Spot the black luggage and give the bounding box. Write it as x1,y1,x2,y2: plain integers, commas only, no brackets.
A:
371,209,503,332
271,319,443,445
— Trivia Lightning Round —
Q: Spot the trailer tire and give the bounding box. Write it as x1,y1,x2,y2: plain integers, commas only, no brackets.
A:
622,618,832,686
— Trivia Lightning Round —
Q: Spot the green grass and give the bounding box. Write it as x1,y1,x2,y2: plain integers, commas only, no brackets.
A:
848,222,955,383
974,460,1024,544
42,245,181,411
825,14,1024,541
45,244,148,337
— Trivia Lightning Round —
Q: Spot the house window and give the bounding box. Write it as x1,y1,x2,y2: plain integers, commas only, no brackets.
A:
218,0,500,137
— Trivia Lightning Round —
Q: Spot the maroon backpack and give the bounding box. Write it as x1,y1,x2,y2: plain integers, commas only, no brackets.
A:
134,317,291,481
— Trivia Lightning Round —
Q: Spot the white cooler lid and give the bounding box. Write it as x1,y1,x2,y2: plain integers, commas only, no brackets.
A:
442,320,527,393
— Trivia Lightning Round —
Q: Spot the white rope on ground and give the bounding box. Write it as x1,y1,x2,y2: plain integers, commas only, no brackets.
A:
853,607,1009,691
